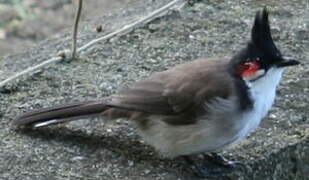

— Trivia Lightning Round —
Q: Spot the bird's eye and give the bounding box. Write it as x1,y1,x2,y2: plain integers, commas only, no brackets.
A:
239,61,261,77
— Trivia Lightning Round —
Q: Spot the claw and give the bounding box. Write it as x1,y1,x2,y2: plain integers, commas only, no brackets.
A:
204,153,242,169
182,156,226,178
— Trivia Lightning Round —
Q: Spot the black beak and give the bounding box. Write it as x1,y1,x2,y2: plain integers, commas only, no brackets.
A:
277,57,300,67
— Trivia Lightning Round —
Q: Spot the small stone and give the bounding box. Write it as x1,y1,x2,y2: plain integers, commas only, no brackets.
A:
71,156,84,161
96,25,103,33
269,114,277,118
128,161,134,166
189,34,196,39
148,24,161,32
144,169,151,174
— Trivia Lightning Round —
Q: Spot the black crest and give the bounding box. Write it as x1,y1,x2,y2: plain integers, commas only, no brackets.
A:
251,8,281,61
230,8,284,69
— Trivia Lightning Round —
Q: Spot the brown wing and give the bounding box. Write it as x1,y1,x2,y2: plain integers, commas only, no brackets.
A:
105,58,235,119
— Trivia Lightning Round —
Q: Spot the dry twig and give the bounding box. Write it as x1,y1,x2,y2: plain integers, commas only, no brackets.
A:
71,0,83,60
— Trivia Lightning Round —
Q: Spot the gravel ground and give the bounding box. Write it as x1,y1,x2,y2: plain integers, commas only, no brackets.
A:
0,0,308,179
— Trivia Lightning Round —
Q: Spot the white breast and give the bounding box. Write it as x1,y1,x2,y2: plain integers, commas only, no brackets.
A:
235,67,284,140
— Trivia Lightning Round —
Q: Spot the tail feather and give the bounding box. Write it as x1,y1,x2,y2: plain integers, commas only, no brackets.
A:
13,99,109,127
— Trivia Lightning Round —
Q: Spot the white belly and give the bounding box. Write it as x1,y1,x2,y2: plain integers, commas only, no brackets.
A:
137,97,242,158
138,97,274,158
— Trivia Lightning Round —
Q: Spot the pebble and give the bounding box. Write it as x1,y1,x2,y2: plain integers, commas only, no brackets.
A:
71,156,84,161
128,160,134,166
144,169,151,174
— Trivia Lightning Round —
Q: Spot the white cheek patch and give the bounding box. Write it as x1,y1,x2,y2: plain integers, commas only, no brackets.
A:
243,69,265,82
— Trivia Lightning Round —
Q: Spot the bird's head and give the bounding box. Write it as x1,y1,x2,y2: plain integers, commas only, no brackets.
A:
231,8,299,82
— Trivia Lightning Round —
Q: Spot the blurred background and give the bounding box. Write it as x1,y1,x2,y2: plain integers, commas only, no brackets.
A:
0,0,139,57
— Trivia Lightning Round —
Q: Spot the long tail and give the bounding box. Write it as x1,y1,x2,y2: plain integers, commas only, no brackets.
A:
13,99,109,128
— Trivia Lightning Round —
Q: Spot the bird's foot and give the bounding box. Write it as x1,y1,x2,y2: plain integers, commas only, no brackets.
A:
204,153,241,169
182,156,226,178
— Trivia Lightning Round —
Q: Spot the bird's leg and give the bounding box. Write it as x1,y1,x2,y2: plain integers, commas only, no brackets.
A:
182,155,223,178
204,153,240,168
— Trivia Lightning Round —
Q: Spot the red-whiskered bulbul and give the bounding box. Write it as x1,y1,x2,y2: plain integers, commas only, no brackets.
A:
13,8,300,177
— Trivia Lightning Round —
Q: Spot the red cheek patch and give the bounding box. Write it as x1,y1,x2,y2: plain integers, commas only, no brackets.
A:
239,62,261,77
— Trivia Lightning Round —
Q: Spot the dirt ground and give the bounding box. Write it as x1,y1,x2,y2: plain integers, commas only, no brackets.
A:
0,0,139,57
0,0,308,179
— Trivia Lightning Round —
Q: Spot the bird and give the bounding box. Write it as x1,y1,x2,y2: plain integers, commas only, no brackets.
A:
13,8,299,177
